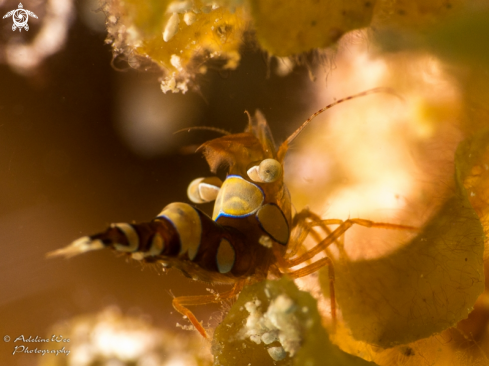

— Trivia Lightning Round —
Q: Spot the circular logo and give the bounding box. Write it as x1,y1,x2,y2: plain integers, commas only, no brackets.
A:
4,335,10,342
12,9,28,28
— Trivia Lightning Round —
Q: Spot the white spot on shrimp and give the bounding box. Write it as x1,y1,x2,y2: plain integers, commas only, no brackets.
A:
259,235,273,248
131,252,145,260
112,223,139,252
47,237,104,258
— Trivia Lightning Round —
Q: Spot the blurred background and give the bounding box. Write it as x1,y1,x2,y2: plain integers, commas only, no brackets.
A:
0,1,315,365
0,0,485,365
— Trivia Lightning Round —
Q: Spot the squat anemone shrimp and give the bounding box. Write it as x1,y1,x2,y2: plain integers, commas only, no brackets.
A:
49,88,417,339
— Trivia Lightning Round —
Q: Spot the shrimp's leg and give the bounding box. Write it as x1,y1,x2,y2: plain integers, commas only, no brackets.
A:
284,209,334,260
281,256,336,325
285,218,417,267
172,281,245,339
278,213,417,327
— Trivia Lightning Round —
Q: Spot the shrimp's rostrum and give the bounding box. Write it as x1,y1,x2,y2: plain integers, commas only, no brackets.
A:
49,89,417,339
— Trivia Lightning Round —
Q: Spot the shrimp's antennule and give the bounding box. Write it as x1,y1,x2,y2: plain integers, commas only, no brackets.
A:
277,87,403,161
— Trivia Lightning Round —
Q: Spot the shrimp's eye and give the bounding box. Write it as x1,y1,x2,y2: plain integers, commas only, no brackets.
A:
247,158,282,183
187,177,222,203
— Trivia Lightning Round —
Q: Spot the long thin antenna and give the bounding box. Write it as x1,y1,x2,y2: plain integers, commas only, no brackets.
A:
287,87,402,146
277,87,403,161
173,126,231,135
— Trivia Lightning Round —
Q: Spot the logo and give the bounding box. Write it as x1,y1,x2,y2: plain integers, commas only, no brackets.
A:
3,3,38,32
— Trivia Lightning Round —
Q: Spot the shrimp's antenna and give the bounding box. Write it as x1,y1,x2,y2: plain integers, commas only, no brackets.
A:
277,87,403,161
174,126,231,135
